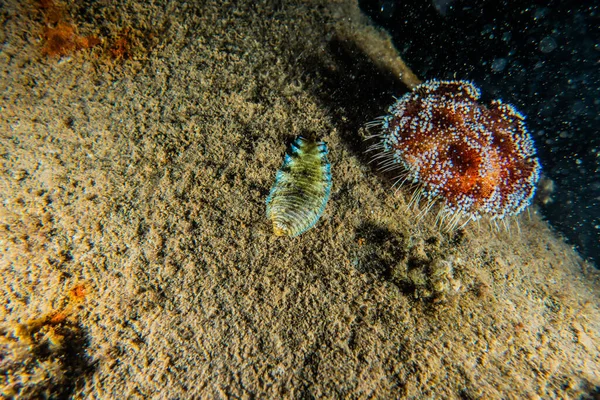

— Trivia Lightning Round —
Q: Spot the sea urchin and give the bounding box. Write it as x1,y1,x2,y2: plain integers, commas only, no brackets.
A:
367,80,541,229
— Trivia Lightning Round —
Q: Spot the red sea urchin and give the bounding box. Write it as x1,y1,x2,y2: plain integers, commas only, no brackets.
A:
368,80,541,228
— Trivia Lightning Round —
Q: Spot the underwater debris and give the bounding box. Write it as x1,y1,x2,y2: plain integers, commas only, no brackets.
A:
367,80,541,229
266,137,332,237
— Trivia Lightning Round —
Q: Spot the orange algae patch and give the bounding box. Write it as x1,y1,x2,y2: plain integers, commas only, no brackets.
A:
38,0,62,25
38,0,100,57
26,283,91,328
48,311,69,325
68,283,88,302
369,80,541,225
109,28,134,60
42,23,100,57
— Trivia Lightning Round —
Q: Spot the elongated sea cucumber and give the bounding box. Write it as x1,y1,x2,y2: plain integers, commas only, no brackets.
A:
368,80,541,228
266,137,332,237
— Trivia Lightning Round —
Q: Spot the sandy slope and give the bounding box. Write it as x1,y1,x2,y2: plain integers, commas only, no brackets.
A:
1,1,598,398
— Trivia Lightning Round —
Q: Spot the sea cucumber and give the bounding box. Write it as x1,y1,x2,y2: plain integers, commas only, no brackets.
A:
266,137,332,237
368,80,541,228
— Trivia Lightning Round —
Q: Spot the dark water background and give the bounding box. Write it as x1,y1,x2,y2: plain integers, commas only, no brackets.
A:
359,0,600,267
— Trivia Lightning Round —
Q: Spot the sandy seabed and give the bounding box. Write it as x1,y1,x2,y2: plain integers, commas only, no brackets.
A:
1,1,599,398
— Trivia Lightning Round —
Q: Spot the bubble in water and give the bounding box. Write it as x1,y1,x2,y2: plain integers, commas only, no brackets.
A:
491,58,508,72
539,36,557,53
432,0,455,16
378,0,396,19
